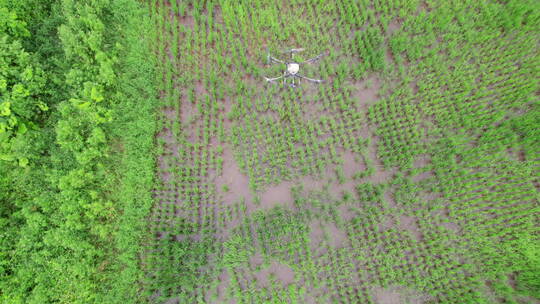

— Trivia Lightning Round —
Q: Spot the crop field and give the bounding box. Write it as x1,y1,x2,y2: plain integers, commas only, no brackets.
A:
0,0,538,303
146,0,539,303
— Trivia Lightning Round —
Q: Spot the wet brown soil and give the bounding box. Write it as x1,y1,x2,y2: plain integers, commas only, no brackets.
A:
373,286,431,304
215,147,253,207
388,20,401,35
180,95,197,126
254,260,295,288
374,287,403,304
258,181,294,211
353,76,382,111
341,149,367,179
309,220,348,249
399,215,423,241
441,221,459,232
206,270,232,304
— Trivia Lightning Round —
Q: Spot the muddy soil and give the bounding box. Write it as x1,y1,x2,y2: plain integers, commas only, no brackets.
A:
353,76,382,111
215,147,253,207
254,260,295,288
399,215,423,241
373,286,431,304
310,220,348,249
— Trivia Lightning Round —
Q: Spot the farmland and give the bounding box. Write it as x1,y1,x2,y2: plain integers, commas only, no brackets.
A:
0,0,539,303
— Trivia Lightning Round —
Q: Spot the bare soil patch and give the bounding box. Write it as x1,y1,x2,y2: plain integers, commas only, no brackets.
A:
254,260,295,288
353,76,382,111
178,15,194,29
249,251,264,268
372,286,431,304
399,215,423,241
180,96,198,126
298,175,327,192
384,190,398,209
341,149,367,179
206,270,231,304
326,222,348,248
258,181,294,210
411,170,434,183
367,139,396,184
374,287,402,304
297,171,356,201
441,221,460,232
215,147,253,207
162,106,178,120
310,220,348,250
338,204,356,222
388,20,401,35
413,154,431,168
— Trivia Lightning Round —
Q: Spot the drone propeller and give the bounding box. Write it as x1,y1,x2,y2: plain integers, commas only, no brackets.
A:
282,48,305,54
296,74,323,83
302,52,326,64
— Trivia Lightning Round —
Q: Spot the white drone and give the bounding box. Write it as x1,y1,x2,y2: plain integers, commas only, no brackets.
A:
264,48,325,88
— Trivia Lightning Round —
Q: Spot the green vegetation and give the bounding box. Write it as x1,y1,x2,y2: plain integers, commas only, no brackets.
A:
1,0,156,303
1,0,539,303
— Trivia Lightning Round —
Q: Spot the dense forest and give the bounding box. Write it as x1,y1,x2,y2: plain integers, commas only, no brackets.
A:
0,0,156,302
0,0,539,303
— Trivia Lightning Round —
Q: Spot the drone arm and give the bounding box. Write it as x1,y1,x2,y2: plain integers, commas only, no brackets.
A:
264,74,287,82
296,74,323,83
269,55,284,64
301,52,326,64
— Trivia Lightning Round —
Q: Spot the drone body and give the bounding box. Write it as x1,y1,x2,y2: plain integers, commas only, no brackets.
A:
287,63,300,75
264,48,325,88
